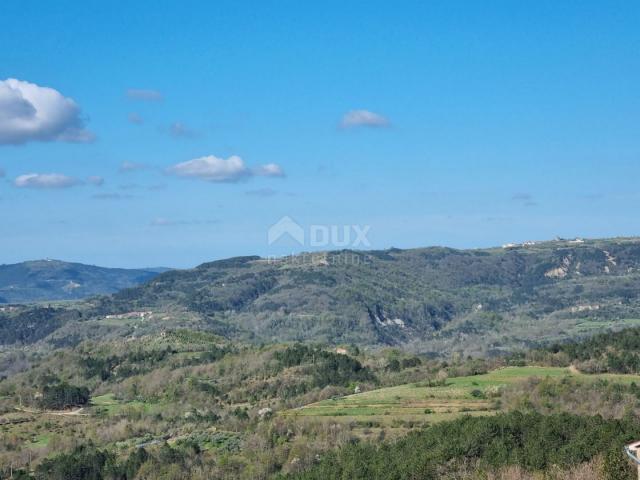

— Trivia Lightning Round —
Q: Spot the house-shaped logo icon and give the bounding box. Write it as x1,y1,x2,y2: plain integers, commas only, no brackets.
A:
268,216,305,246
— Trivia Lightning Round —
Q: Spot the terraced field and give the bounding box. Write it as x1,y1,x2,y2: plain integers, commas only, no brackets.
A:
286,366,640,427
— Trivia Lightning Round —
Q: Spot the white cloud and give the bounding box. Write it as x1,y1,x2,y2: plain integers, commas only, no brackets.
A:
14,173,80,189
119,161,147,173
340,109,389,129
87,176,104,186
0,78,94,145
167,155,251,182
255,163,286,177
126,89,163,101
167,155,286,183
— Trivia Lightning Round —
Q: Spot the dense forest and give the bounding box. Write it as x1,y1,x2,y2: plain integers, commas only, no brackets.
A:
287,412,640,480
517,327,640,374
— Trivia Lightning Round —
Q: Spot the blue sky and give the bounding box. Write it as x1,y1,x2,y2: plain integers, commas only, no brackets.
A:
1,1,639,268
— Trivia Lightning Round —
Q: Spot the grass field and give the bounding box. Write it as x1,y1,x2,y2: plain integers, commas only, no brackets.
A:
285,366,640,428
569,318,640,333
91,393,159,416
30,433,51,447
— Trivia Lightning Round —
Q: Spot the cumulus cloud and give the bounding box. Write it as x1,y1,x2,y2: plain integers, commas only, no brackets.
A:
255,163,286,177
167,155,250,182
167,155,286,183
14,173,80,189
119,161,147,173
87,176,104,186
0,78,94,145
126,88,163,101
128,112,144,125
340,109,390,129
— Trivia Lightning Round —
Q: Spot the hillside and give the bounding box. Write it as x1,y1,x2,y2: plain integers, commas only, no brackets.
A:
87,237,640,353
3,334,640,479
0,260,166,303
6,237,640,354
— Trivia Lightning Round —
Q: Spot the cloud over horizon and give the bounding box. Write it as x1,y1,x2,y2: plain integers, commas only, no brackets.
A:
14,173,81,189
0,78,94,145
254,163,285,178
340,109,390,129
167,155,285,183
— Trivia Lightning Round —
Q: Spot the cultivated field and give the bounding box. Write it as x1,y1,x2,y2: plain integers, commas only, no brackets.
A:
285,366,640,429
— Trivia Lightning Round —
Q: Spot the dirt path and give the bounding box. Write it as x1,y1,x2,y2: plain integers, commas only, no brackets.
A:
14,406,89,417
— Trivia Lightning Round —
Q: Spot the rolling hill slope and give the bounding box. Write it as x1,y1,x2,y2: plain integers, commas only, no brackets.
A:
0,260,167,303
84,237,640,353
6,237,640,353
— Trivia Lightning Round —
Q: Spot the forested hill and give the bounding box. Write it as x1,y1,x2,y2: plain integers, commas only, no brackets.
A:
5,237,640,353
79,236,640,354
529,327,640,374
0,260,166,303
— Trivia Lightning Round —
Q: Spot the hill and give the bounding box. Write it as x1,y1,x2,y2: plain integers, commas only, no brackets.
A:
7,237,640,354
3,334,640,479
0,260,167,303
88,237,640,354
4,305,640,478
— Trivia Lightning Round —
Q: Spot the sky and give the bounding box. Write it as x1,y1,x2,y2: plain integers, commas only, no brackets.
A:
1,1,639,268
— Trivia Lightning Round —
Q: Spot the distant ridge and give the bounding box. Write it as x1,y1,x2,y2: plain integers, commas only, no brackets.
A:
80,236,640,354
0,260,168,303
7,237,640,355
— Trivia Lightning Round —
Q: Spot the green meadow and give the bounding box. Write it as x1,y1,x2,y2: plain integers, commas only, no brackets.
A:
286,366,640,426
